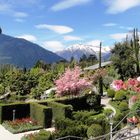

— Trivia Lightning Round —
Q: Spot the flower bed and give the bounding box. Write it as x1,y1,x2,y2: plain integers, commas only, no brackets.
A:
2,117,43,134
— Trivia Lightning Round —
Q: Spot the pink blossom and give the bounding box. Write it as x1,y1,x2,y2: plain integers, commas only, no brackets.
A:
111,80,124,91
55,66,91,97
131,95,138,103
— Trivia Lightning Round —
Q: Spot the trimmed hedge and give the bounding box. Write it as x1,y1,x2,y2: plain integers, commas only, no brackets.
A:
55,94,100,111
30,103,52,128
46,101,73,120
0,103,30,124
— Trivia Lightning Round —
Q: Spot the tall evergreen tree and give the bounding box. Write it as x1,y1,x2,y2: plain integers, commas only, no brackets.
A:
99,42,103,96
0,27,2,34
131,28,140,75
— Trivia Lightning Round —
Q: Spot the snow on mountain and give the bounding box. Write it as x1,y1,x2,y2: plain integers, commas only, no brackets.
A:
56,43,111,61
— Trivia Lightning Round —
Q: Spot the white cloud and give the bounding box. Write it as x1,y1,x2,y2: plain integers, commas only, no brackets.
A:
110,33,127,40
14,18,25,23
104,0,140,14
86,40,101,46
103,23,117,27
86,40,111,53
64,35,82,41
42,41,65,52
51,0,91,11
17,34,37,42
14,12,28,18
35,24,74,34
119,26,133,30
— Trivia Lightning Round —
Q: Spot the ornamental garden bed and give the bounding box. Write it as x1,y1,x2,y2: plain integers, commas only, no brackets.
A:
2,117,43,134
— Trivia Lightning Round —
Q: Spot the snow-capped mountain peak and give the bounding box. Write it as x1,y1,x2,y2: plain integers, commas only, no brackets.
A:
56,43,111,61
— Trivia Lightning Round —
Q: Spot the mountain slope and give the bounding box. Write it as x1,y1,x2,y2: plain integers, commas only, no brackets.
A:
56,44,111,61
0,34,63,68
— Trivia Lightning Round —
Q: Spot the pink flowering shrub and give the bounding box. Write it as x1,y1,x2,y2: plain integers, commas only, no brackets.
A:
55,66,91,97
111,77,140,93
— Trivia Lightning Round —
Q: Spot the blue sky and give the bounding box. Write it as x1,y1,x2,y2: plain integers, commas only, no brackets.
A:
0,0,140,52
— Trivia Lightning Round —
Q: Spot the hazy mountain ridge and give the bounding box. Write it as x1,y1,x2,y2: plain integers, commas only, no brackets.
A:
0,34,63,68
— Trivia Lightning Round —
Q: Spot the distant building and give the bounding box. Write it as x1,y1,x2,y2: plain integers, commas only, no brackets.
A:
84,61,112,71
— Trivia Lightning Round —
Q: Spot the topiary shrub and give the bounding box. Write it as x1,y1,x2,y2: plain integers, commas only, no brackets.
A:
103,109,113,117
119,102,128,112
107,89,115,100
131,101,140,116
72,111,95,123
87,124,103,138
55,118,75,130
54,124,88,138
115,90,126,101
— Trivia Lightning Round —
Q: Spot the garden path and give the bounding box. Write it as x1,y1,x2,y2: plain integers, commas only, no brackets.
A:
0,125,55,140
101,96,116,116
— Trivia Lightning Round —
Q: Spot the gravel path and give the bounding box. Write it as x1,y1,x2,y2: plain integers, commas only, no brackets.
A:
0,125,55,140
101,97,116,116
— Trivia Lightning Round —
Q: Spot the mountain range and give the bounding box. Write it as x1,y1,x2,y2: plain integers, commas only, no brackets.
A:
0,33,63,68
56,44,111,61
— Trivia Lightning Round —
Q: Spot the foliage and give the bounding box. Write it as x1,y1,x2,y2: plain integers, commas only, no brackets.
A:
119,102,128,111
0,84,5,95
87,124,103,138
54,118,88,138
103,75,114,89
55,66,91,97
72,111,96,123
107,89,115,100
22,130,53,140
111,41,135,80
103,109,113,117
2,118,42,134
131,101,140,116
55,94,101,111
115,90,126,101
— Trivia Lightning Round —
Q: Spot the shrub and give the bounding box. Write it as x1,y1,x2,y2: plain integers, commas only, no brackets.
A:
119,102,128,112
54,124,88,138
22,130,53,140
103,109,113,117
55,118,75,130
131,101,140,116
87,124,103,138
55,94,101,111
30,103,52,128
107,89,115,100
72,111,95,123
85,114,107,130
115,90,126,101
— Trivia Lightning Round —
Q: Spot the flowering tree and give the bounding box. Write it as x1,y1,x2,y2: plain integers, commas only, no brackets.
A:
55,66,91,97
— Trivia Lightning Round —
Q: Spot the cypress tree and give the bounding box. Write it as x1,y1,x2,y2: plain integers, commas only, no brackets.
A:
0,27,2,34
99,42,103,96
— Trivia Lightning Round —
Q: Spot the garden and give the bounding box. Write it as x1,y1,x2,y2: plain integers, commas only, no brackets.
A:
1,28,140,140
